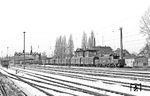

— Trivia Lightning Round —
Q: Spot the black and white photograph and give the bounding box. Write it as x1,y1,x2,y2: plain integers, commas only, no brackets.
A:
0,0,150,96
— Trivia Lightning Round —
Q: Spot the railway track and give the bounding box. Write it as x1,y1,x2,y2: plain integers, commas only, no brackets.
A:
20,65,150,91
0,71,28,96
1,68,114,96
50,68,150,81
9,67,137,96
8,76,75,96
0,68,76,96
33,65,150,82
11,76,55,96
0,81,7,96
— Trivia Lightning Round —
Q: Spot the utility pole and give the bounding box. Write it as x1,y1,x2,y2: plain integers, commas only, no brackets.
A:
1,51,3,60
119,27,123,60
7,46,9,60
23,32,26,69
102,32,104,46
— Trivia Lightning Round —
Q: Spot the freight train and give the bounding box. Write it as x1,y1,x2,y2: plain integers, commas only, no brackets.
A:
43,54,126,67
41,48,126,67
2,47,126,68
43,55,150,68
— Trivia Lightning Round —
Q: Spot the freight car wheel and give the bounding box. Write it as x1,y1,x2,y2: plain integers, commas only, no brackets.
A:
109,64,113,67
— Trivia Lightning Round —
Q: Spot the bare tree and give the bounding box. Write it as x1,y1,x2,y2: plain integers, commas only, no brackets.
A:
88,31,96,49
54,36,63,59
54,35,69,60
139,7,150,57
90,31,95,47
87,37,92,49
81,32,87,49
67,34,74,58
140,7,150,43
139,44,150,57
54,37,59,58
62,36,67,58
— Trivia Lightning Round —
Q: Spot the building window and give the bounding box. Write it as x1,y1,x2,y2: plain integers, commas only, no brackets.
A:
143,63,148,66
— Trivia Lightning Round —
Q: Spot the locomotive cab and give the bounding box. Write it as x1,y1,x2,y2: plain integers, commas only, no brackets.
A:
118,59,126,67
111,54,126,67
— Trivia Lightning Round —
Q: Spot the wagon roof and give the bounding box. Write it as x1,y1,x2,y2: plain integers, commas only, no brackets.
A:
75,48,84,52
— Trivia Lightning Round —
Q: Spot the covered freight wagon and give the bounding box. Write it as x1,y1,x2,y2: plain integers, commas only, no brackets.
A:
125,58,135,67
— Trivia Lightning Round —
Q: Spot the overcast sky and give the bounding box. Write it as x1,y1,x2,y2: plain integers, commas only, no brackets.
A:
0,0,150,57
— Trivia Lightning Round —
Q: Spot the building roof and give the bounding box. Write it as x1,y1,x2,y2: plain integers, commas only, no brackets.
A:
14,57,34,61
85,48,97,52
92,46,113,55
75,48,84,52
14,52,40,56
75,48,97,53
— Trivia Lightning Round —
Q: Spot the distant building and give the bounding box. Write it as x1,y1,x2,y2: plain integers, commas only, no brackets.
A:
125,56,150,67
134,56,148,67
74,46,113,57
92,46,113,57
84,49,97,57
114,48,131,58
74,48,85,57
14,52,41,64
125,58,135,67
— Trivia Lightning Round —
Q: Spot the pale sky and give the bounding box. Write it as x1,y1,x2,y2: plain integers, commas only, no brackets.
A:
0,0,150,57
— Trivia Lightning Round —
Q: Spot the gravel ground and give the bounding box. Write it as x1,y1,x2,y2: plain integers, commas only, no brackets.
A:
0,72,26,96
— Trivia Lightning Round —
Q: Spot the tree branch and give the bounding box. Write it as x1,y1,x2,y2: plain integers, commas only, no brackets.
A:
142,16,150,33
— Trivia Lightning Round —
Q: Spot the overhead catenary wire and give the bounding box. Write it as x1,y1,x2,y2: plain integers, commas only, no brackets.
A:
105,34,145,42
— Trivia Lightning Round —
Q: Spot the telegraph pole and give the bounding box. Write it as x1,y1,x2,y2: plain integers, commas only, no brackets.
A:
119,27,123,60
1,51,3,60
102,32,104,46
23,32,26,69
7,47,9,60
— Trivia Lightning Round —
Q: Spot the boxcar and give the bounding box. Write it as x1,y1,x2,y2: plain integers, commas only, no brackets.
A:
98,57,112,67
125,58,135,67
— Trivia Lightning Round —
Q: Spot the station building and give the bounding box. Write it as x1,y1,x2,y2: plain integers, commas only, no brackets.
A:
74,46,113,57
14,52,41,64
